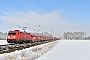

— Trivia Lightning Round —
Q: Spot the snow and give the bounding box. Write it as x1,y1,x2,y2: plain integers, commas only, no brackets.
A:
0,40,58,60
37,40,90,60
0,40,90,60
0,40,8,45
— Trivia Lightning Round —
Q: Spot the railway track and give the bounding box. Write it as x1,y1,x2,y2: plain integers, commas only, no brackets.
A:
0,41,51,54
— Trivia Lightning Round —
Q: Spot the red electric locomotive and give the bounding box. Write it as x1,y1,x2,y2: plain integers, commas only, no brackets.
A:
7,30,34,43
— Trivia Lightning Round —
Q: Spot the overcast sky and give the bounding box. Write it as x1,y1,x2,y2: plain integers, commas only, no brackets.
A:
0,0,90,36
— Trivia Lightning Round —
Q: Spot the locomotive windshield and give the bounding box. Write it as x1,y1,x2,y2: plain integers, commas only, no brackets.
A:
8,31,16,35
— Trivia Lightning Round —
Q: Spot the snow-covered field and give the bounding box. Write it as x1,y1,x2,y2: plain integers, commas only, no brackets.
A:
0,40,58,60
0,40,90,60
0,40,8,45
37,40,90,60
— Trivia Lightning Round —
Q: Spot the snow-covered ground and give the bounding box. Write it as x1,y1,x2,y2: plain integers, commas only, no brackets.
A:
0,40,58,60
0,40,8,45
37,40,90,60
0,40,90,60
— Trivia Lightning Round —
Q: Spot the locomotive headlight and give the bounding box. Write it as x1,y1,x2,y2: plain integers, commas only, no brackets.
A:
8,36,10,39
13,36,16,39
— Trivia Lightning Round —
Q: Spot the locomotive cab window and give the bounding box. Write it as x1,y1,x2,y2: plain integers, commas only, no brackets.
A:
8,32,16,35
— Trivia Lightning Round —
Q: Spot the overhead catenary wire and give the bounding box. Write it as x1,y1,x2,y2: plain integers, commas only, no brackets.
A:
0,7,37,30
12,0,36,22
2,0,39,26
0,9,25,26
0,6,27,27
0,7,34,27
0,12,23,27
